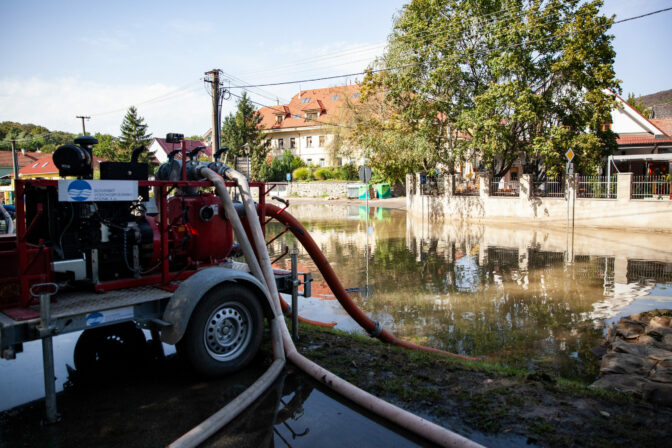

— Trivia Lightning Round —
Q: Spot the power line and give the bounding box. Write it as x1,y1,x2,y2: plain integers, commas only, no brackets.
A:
224,6,672,90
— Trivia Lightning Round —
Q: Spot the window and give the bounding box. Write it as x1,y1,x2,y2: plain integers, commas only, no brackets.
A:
601,123,612,131
278,138,284,149
300,97,310,104
319,158,325,167
319,135,325,147
275,115,283,124
307,158,312,164
331,94,340,101
306,136,312,147
42,162,49,167
32,162,39,168
306,113,316,121
290,138,296,149
292,114,300,119
352,92,360,98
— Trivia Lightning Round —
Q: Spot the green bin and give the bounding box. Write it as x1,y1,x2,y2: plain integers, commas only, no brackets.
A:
358,185,370,200
375,183,391,199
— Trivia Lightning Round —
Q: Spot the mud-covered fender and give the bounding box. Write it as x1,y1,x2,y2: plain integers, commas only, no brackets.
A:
161,267,268,345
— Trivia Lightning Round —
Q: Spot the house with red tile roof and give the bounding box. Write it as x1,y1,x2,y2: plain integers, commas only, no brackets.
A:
148,138,212,164
608,93,672,176
18,153,106,178
0,150,42,178
256,84,362,166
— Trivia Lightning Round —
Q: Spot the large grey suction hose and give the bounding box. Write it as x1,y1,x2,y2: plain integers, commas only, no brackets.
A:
0,205,14,235
169,168,285,448
222,167,483,448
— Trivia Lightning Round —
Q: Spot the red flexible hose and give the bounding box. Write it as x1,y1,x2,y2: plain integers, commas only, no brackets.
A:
264,203,480,361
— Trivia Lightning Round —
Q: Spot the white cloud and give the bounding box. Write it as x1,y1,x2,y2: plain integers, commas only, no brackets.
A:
0,77,212,138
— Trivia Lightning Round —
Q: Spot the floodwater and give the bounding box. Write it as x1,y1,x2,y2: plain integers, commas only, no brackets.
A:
1,201,670,446
268,203,672,382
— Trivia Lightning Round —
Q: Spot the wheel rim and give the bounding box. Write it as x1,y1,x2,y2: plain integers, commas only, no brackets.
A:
203,302,253,362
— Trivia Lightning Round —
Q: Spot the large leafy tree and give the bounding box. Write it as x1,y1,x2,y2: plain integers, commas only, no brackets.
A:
222,93,270,179
357,0,619,179
118,106,153,163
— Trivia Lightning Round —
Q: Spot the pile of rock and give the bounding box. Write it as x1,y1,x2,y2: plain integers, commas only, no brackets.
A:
592,309,672,406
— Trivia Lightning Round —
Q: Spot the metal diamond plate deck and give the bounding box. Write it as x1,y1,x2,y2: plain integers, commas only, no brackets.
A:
35,285,173,320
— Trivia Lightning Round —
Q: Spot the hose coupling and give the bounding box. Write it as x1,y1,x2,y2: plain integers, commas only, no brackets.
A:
367,321,383,338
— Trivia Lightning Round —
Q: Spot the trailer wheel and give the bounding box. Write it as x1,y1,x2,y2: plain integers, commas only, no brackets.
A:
177,283,264,377
73,322,146,374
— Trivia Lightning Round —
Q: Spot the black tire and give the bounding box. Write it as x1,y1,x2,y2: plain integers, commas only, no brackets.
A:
73,322,146,374
176,283,264,377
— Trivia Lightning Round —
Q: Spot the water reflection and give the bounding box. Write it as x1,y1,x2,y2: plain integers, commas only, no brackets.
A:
268,203,672,381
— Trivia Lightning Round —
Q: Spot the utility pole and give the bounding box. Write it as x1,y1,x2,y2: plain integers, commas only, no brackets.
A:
205,69,221,161
76,116,90,135
10,139,19,179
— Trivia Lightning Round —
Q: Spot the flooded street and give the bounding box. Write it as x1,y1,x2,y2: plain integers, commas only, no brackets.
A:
269,203,672,381
1,201,671,446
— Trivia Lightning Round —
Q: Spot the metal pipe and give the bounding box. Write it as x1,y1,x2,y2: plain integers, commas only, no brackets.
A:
34,283,59,424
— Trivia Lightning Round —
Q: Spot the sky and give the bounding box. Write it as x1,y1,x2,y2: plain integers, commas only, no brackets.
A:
0,0,671,139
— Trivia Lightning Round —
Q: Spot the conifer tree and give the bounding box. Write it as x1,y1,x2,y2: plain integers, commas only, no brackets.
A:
118,106,153,163
221,93,269,179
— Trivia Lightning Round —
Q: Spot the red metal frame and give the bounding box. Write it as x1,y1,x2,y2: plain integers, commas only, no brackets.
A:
10,178,270,307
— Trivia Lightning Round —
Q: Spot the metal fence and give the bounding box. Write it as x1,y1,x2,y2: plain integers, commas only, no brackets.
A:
631,175,671,200
420,176,445,196
490,177,519,196
532,178,564,197
454,176,480,196
577,176,617,199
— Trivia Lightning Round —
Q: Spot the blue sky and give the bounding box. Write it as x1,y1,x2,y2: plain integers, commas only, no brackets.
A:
1,0,670,138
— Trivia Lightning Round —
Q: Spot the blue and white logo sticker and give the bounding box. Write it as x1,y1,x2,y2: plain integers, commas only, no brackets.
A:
86,312,104,326
67,179,92,201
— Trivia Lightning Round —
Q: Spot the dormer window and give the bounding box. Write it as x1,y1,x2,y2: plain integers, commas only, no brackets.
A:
331,94,340,101
300,97,310,104
306,112,317,121
292,114,300,119
275,115,283,124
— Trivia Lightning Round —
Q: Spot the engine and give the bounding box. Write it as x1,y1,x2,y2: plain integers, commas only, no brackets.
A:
24,134,235,288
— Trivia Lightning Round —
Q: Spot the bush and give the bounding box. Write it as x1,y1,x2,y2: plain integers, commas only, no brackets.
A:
258,150,307,182
292,167,312,181
336,163,359,181
313,167,334,180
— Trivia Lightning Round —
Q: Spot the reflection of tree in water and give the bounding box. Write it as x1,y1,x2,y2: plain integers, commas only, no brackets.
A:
266,217,616,380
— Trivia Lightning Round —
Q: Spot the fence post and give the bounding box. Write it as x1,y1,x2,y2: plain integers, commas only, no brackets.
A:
520,174,531,200
479,176,489,197
444,175,454,197
617,173,632,201
406,173,415,210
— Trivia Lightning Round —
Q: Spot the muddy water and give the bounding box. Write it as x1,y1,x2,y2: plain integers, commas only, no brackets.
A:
268,203,672,381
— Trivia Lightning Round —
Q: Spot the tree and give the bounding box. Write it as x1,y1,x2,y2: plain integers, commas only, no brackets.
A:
626,93,650,118
221,93,270,179
357,0,619,179
92,133,119,160
118,106,153,163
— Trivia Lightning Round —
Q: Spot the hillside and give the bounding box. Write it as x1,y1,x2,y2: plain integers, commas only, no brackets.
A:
640,89,672,106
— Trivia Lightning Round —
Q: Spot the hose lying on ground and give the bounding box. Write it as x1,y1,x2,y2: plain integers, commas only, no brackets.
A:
226,169,484,448
170,167,483,448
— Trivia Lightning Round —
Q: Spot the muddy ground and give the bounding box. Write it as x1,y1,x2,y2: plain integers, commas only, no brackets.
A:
294,325,671,447
1,323,670,447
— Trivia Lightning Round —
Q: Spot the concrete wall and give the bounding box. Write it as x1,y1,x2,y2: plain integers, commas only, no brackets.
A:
268,181,358,198
406,173,672,232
